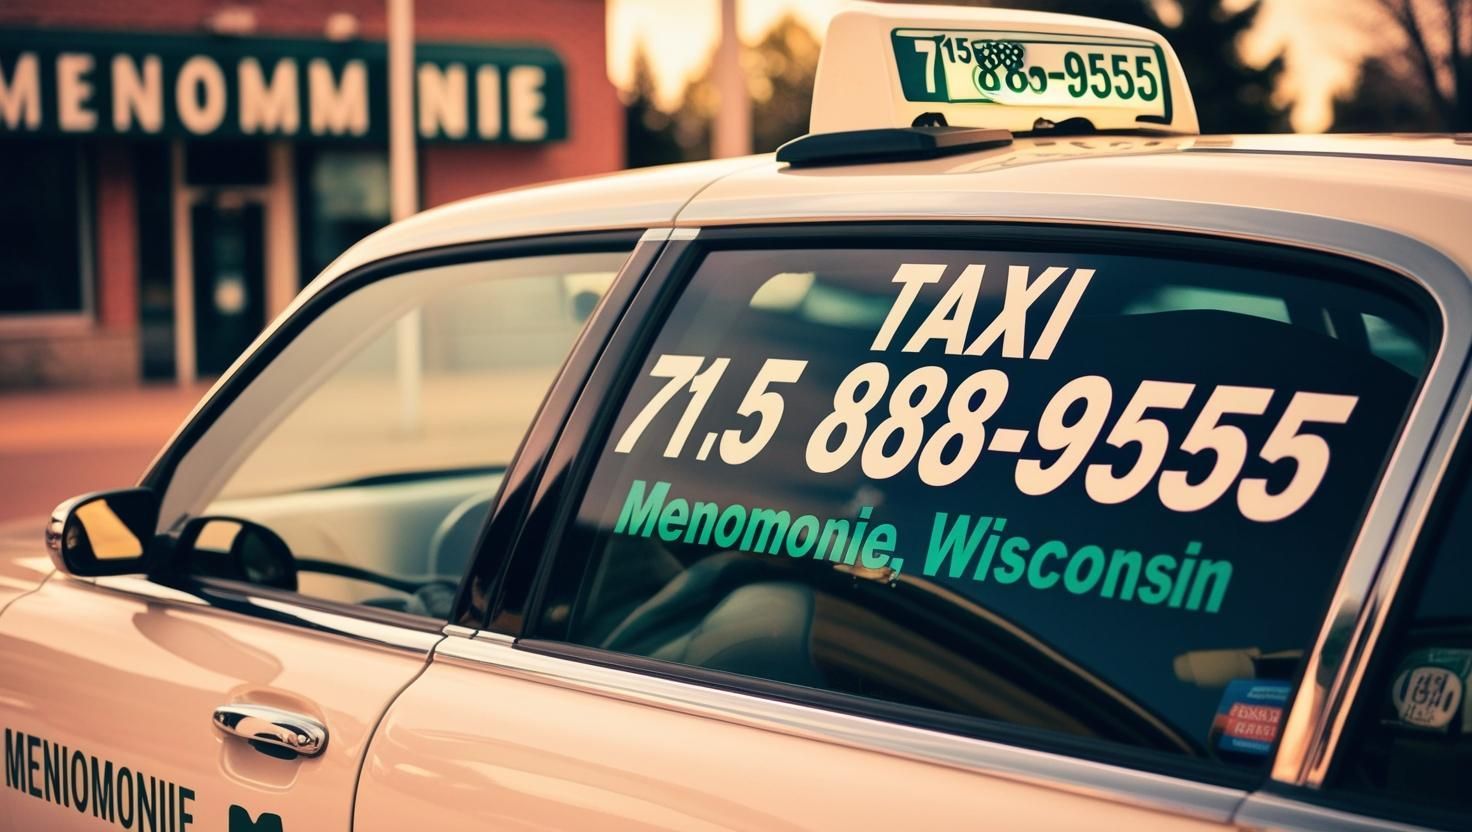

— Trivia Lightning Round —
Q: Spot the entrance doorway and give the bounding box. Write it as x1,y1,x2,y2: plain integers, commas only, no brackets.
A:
191,191,266,376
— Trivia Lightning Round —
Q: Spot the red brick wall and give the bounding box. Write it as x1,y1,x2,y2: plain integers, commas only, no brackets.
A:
0,0,623,206
93,142,137,333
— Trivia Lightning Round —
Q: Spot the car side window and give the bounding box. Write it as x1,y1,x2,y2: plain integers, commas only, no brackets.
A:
1328,456,1472,826
529,238,1434,775
159,249,630,619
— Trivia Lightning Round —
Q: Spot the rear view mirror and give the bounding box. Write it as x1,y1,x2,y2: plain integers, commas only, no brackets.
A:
177,517,298,591
46,488,160,577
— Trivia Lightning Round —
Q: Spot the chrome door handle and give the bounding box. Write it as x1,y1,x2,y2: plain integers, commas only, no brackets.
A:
212,704,327,757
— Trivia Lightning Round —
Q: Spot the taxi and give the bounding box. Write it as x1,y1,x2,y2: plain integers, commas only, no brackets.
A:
4,3,1471,830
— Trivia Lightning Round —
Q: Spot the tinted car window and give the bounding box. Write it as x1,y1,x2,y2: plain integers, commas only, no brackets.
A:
161,250,628,618
1330,459,1472,825
532,239,1433,771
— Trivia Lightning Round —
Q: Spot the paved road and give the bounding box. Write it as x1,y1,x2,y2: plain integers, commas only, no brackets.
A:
0,384,211,524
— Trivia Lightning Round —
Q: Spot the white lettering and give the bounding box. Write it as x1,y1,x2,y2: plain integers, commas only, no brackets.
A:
0,53,41,130
475,65,501,139
111,54,163,133
1031,268,1094,360
239,58,300,135
308,59,368,136
904,265,985,353
871,264,945,351
176,56,227,135
507,65,547,141
56,53,98,132
417,62,467,139
966,265,1069,359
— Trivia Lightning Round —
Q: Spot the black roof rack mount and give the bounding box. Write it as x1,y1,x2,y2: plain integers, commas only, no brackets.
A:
775,125,1013,169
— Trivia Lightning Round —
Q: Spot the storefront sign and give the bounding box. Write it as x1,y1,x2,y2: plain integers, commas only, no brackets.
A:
0,29,566,143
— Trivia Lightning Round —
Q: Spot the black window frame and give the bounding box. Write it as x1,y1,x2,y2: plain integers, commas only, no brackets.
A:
1265,436,1472,831
486,221,1443,790
136,229,650,636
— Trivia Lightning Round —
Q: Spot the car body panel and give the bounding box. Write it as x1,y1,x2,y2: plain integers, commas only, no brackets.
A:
677,137,1472,272
0,518,54,616
0,574,433,831
355,634,1238,832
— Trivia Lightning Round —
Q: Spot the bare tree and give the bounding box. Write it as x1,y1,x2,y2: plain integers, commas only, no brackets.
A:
1372,0,1471,129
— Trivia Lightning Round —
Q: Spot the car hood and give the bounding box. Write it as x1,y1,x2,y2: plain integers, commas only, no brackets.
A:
0,517,55,614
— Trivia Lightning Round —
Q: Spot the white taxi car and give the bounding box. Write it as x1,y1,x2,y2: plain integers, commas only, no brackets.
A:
4,3,1471,830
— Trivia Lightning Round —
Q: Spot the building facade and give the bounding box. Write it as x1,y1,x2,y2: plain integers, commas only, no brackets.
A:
0,0,620,387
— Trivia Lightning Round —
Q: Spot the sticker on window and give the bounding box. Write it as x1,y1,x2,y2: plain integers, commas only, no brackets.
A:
1210,679,1290,755
1391,648,1472,732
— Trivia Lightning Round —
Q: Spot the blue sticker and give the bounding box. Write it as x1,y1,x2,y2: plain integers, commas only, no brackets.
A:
1212,679,1291,755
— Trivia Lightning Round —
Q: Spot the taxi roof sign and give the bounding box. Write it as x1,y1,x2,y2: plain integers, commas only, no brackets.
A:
810,2,1199,137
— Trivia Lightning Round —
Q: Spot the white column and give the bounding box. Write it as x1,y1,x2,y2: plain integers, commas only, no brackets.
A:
169,140,196,385
713,0,751,158
388,0,422,433
388,0,418,223
264,142,299,319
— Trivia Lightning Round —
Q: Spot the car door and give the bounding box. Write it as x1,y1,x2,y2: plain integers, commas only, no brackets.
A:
354,223,1448,829
0,235,641,831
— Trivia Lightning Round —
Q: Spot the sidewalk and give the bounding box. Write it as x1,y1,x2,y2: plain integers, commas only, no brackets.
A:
0,383,212,523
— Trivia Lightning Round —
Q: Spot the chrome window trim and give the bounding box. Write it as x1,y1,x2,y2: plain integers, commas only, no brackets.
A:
434,632,1249,823
1235,792,1447,832
667,204,1472,794
90,574,445,653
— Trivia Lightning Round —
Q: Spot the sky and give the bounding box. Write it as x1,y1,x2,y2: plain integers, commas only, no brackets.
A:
605,0,1382,132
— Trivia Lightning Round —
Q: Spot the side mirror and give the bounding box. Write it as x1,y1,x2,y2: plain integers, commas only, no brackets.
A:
46,488,160,577
176,517,298,591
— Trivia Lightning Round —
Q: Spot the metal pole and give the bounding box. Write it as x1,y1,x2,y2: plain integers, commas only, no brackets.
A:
388,0,422,433
169,139,197,386
388,0,417,223
713,0,751,158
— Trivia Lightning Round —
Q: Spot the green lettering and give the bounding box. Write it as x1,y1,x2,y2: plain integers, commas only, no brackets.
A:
1137,554,1176,604
1188,559,1233,613
923,514,992,578
685,501,718,545
741,508,791,555
973,518,1006,580
1064,545,1105,593
786,515,819,557
815,519,850,563
1027,540,1068,589
713,504,747,548
861,524,896,569
1103,549,1142,600
993,536,1030,584
614,479,668,537
656,498,689,543
1168,558,1197,608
